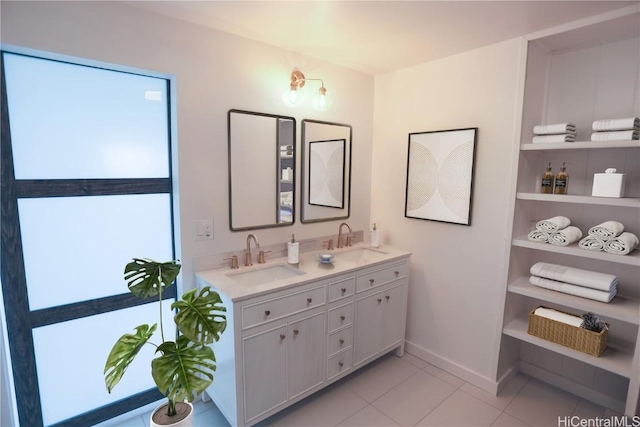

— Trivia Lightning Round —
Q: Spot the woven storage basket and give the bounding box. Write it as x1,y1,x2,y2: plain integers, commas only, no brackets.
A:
527,307,607,357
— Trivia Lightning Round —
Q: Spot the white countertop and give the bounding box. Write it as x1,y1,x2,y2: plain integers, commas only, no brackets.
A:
196,243,411,301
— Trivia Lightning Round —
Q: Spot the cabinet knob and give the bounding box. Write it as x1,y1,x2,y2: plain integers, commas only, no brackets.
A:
339,339,344,345
280,334,285,340
386,295,390,301
338,362,344,368
395,270,399,276
369,278,375,284
265,310,271,316
294,329,299,335
377,298,382,303
340,315,346,321
307,297,312,303
341,288,346,294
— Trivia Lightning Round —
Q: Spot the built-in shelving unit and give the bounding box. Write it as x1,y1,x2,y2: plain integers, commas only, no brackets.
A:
499,6,640,417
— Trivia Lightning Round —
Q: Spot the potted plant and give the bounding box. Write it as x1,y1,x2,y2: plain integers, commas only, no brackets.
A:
104,258,226,426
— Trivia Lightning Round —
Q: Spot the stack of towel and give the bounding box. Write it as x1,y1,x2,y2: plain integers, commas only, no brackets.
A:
579,220,639,255
527,216,583,246
529,262,618,303
533,123,576,144
591,117,639,142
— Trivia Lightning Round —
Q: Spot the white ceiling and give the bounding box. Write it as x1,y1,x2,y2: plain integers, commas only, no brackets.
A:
124,1,639,75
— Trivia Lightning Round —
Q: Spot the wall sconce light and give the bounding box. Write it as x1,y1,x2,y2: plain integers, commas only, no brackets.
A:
282,68,332,111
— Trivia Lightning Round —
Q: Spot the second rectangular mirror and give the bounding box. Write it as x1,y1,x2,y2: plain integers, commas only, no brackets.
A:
301,119,352,223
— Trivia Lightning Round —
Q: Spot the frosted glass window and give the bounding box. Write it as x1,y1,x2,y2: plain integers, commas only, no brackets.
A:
32,301,175,425
18,194,173,310
3,53,169,179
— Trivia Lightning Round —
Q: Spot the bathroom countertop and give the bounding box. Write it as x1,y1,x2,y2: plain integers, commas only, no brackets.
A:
196,243,412,302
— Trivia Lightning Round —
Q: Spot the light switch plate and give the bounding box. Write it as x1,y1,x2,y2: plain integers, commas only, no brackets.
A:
194,219,213,240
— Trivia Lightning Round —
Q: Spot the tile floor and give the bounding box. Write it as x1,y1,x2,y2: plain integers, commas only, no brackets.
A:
114,351,622,427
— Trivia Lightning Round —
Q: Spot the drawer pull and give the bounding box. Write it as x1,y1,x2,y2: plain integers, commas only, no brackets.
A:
338,362,344,368
369,278,375,284
386,295,390,301
339,339,344,345
340,315,346,321
341,287,346,294
307,298,312,304
377,298,382,303
395,270,399,276
280,334,285,340
294,329,299,335
265,310,271,316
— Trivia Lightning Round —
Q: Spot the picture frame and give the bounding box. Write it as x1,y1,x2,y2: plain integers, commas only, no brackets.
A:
308,138,346,209
404,127,477,225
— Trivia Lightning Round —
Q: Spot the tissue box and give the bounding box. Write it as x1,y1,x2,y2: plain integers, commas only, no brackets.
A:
592,173,625,197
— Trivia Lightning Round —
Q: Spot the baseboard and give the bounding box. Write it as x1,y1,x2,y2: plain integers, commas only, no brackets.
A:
520,361,626,414
404,340,506,395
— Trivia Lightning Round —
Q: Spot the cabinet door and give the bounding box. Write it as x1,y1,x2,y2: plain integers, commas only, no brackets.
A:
381,283,407,351
242,325,288,423
353,291,383,366
288,312,326,399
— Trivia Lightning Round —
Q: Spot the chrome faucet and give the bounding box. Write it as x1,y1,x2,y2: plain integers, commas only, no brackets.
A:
337,222,352,249
245,233,260,266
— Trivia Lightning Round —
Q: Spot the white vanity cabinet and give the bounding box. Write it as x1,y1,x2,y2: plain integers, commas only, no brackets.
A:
197,248,410,427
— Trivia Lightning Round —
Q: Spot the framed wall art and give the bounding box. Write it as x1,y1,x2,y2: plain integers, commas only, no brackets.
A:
404,128,477,225
308,138,346,208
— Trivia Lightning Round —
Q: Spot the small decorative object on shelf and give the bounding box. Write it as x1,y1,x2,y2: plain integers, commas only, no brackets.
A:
581,312,608,333
592,168,626,198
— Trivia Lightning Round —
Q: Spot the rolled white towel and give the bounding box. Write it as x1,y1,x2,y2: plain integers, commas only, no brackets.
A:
527,230,549,243
578,235,605,252
533,123,576,135
548,226,583,246
532,306,584,327
591,130,639,142
530,262,617,292
604,232,639,255
536,216,571,232
588,221,624,241
592,117,639,131
530,276,617,303
532,134,576,144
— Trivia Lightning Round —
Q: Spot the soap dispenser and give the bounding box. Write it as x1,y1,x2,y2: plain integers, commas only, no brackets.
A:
287,234,299,265
554,162,569,195
370,223,379,248
541,162,554,194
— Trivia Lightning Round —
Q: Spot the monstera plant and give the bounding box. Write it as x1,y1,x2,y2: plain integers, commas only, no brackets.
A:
104,258,226,425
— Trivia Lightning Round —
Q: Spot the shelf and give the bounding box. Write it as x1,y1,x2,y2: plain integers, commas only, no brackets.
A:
508,278,640,325
503,317,635,378
516,192,640,208
521,140,640,151
512,237,640,267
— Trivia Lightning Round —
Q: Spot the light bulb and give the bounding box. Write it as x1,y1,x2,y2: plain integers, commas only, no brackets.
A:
282,86,306,108
313,86,332,111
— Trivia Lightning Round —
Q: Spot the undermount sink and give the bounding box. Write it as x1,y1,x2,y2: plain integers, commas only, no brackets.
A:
334,247,388,263
226,263,305,286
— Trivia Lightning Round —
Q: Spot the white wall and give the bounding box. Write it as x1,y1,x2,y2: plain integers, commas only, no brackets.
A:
0,0,375,290
371,38,524,387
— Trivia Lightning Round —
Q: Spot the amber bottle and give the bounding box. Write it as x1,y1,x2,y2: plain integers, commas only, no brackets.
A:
554,162,569,195
541,162,554,194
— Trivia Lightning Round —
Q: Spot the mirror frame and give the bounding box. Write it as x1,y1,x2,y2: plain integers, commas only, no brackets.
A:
228,109,296,231
301,119,352,223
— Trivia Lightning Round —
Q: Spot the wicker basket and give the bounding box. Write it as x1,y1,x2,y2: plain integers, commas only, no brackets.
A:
527,307,608,357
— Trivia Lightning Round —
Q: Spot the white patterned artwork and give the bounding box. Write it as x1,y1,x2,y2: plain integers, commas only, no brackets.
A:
309,139,345,208
405,128,477,225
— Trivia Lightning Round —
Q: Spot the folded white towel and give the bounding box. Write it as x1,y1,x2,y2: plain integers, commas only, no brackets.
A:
588,221,624,241
591,130,639,142
532,306,584,327
536,216,571,232
527,230,549,243
604,232,639,255
530,262,618,292
530,276,617,303
592,117,640,131
533,123,577,135
578,235,605,252
532,134,576,144
548,226,583,246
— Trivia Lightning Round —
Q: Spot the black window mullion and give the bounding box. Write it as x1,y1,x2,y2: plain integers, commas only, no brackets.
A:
16,178,171,198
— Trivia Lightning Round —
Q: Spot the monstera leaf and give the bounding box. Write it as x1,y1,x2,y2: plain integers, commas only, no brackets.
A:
151,335,216,405
104,323,157,393
173,286,227,345
124,258,181,299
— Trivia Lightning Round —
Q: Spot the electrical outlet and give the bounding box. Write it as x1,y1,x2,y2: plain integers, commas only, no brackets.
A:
194,219,213,240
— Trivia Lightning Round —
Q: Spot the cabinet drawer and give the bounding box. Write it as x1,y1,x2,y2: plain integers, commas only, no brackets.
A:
327,349,352,380
327,303,353,333
242,286,326,330
328,326,352,356
356,261,408,293
328,276,355,303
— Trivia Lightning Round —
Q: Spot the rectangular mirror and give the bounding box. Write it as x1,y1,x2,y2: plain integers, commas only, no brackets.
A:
301,120,352,223
228,109,296,231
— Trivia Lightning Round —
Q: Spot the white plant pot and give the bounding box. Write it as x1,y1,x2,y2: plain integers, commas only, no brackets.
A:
150,401,194,427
